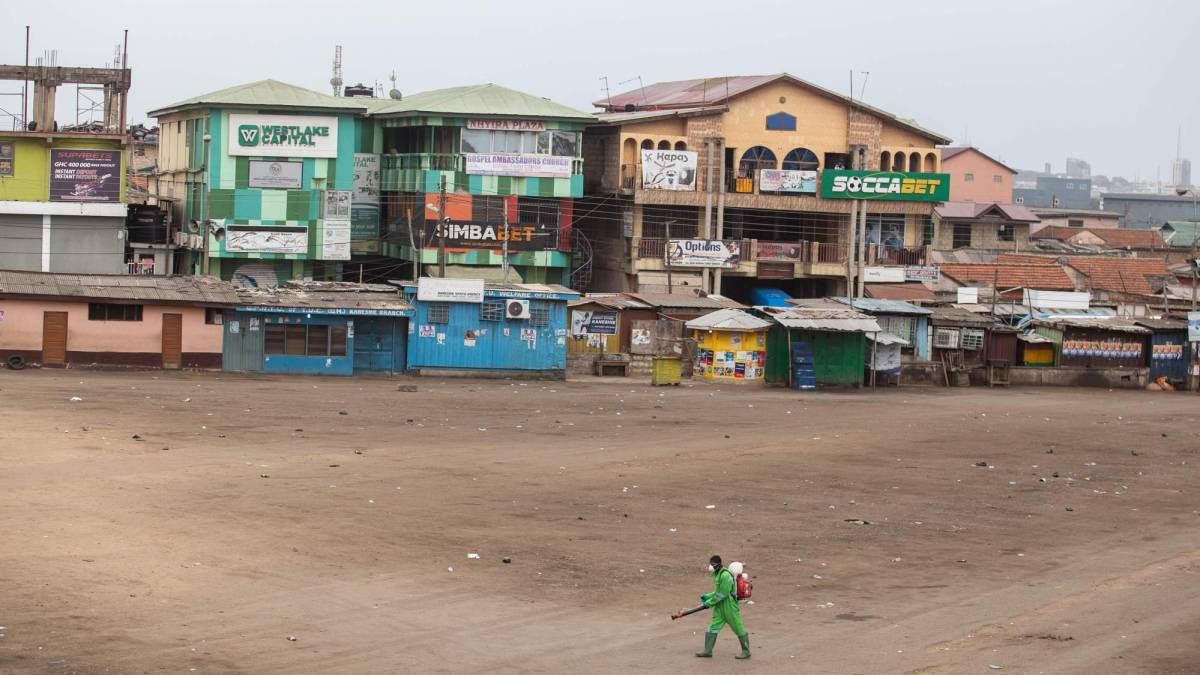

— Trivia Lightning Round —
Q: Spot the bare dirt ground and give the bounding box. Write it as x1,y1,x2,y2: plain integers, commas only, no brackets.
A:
2,370,1199,674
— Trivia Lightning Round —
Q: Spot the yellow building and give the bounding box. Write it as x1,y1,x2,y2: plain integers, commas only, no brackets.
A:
579,73,951,302
686,308,771,381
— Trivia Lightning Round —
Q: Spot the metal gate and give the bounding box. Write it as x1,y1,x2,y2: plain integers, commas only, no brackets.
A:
352,318,404,374
222,312,264,372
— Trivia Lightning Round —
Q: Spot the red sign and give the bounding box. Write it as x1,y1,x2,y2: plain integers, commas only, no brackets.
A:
757,242,805,261
466,119,546,131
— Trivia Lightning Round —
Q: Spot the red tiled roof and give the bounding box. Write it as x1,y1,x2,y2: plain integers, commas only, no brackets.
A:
938,263,1076,293
1032,226,1164,249
994,254,1169,295
864,282,935,302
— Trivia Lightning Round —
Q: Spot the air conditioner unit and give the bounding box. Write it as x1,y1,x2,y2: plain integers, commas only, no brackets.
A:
505,299,531,320
172,231,187,246
189,234,203,249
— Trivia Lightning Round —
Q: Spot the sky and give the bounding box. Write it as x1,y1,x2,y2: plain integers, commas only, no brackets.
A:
3,0,1197,180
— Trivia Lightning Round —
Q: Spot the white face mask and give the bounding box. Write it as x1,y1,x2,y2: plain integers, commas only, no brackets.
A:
707,564,715,573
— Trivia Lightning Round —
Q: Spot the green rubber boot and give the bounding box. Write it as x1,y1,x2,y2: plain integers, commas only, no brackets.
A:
735,633,751,659
695,632,717,657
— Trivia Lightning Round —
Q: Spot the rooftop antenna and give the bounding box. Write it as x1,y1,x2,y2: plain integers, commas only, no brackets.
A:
388,70,401,100
618,76,647,106
599,76,611,108
330,45,343,97
858,71,870,100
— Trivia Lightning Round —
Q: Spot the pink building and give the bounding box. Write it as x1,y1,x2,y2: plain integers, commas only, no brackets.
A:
0,272,232,369
940,147,1017,203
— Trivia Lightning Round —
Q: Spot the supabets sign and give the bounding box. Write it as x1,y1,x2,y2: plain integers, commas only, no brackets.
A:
820,170,950,202
228,113,339,158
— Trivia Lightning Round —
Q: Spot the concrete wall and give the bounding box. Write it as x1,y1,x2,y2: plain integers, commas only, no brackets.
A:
0,134,126,202
942,150,1013,203
934,219,1031,251
0,212,125,274
1007,365,1148,389
1013,177,1092,209
1102,194,1200,230
1030,212,1120,231
0,297,222,367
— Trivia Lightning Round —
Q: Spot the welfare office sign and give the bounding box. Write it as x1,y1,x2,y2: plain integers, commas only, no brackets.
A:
820,170,950,202
228,113,339,158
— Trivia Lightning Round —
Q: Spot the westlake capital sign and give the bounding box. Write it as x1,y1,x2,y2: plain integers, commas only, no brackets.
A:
820,170,950,202
228,113,339,158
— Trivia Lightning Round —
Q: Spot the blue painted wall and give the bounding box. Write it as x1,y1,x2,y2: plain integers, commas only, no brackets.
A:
260,313,354,376
404,291,572,372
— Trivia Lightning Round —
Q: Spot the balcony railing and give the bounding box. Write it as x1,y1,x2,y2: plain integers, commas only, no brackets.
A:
867,245,927,266
620,163,640,190
126,258,157,275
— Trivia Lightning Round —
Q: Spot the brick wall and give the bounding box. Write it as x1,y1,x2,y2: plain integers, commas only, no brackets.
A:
848,110,883,170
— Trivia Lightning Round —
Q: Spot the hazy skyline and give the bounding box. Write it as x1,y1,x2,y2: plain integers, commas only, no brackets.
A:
3,0,1196,180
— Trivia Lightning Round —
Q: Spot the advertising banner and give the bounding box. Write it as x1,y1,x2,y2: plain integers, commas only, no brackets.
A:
863,267,906,283
49,148,121,202
571,310,618,337
759,169,817,193
1189,312,1200,342
666,239,741,268
904,266,940,282
248,160,303,189
0,140,13,177
820,170,950,202
640,149,698,191
324,190,352,219
429,221,557,251
351,153,381,241
757,242,806,261
228,113,339,158
322,220,351,260
225,225,309,254
417,277,485,303
464,153,572,178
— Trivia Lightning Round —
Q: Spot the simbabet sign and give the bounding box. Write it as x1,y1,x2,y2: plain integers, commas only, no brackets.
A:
820,170,950,202
228,113,339,158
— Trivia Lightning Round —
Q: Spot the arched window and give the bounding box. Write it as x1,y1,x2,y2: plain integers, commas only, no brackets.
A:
622,138,637,165
738,146,777,178
909,152,921,173
880,151,891,172
674,141,687,151
892,152,907,172
640,139,654,150
924,152,938,172
782,148,819,171
657,140,671,150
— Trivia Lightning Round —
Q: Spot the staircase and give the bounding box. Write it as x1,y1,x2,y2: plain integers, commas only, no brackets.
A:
570,229,594,293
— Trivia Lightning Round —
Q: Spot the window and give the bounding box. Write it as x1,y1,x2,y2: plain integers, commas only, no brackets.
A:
264,323,348,357
738,146,777,178
472,195,507,223
460,129,491,153
551,131,578,157
1015,196,1025,204
994,175,1003,183
535,131,551,154
953,222,972,248
1068,219,1084,228
205,308,223,325
530,306,551,327
428,302,450,324
765,112,797,131
782,148,819,171
824,152,851,170
964,173,975,182
480,300,504,322
961,329,985,351
998,225,1014,242
88,303,143,321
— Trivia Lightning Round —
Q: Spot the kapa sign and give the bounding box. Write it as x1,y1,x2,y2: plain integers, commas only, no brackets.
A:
228,113,339,158
820,170,950,202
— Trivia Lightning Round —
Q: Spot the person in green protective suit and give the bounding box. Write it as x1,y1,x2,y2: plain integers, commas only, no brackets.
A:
695,554,750,659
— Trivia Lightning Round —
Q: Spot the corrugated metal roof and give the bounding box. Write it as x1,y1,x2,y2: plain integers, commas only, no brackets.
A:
865,282,935,302
938,146,1018,174
867,332,910,346
935,201,1040,222
931,306,998,327
0,270,237,304
236,282,412,312
571,295,651,310
1033,317,1150,334
686,309,771,331
368,83,594,121
1133,318,1188,331
832,297,933,315
759,306,881,332
1159,221,1200,248
1017,332,1054,344
148,79,368,116
626,292,746,310
593,106,726,125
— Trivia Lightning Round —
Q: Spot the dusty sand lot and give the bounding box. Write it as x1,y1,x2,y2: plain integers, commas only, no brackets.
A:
1,369,1199,674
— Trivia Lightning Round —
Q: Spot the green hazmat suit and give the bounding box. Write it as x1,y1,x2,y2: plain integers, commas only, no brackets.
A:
701,567,746,637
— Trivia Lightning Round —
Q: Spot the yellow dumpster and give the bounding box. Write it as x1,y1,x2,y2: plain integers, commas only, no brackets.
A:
651,356,682,386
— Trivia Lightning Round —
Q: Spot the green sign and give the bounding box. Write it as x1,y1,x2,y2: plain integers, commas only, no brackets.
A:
820,170,950,202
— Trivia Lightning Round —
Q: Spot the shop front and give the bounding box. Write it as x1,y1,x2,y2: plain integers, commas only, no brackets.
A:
686,309,771,382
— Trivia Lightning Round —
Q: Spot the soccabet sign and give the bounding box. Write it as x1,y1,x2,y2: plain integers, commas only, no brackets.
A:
820,170,950,202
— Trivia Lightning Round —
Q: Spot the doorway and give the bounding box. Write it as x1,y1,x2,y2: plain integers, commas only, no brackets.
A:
42,311,68,366
162,313,183,368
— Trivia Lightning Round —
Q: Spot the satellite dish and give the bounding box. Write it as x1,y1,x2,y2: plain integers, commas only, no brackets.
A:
389,89,402,100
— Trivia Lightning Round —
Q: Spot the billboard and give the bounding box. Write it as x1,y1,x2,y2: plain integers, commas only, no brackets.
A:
429,221,557,251
49,148,121,202
820,170,950,202
757,242,806,261
0,140,13,177
666,239,741,268
227,113,339,158
464,153,572,178
248,160,303,189
225,225,309,254
571,310,618,337
759,169,817,194
351,153,380,241
641,149,697,191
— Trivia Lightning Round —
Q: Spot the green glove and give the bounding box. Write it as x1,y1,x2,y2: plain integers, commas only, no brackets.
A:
701,593,713,606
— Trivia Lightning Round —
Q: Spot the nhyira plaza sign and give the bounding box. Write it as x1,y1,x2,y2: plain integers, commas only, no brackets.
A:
820,170,950,202
228,113,339,158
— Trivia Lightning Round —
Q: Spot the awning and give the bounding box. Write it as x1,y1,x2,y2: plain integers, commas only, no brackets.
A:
867,332,910,346
1017,333,1054,344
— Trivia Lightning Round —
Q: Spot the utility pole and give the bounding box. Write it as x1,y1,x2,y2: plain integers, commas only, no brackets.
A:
406,207,418,282
664,219,674,294
437,175,447,278
714,139,727,296
846,200,858,298
703,140,715,294
201,132,211,275
501,211,510,283
856,201,868,298
991,267,999,317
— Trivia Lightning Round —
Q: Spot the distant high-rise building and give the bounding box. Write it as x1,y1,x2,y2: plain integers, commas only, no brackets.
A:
1044,162,1052,175
1065,157,1091,179
1172,158,1191,188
